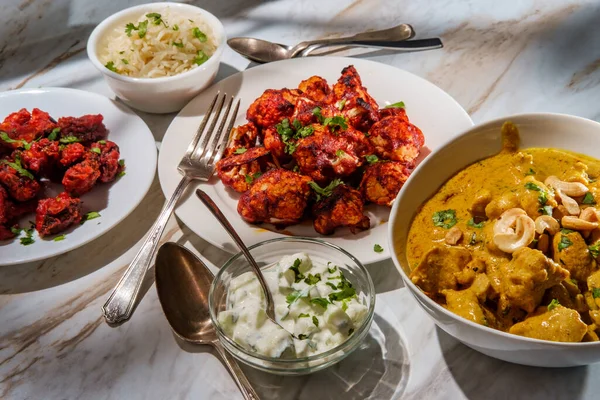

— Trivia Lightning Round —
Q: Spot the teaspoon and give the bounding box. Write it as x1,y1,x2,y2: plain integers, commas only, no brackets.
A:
155,242,260,400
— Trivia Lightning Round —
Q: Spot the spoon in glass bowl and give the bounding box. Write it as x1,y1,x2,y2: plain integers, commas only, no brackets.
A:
155,243,259,400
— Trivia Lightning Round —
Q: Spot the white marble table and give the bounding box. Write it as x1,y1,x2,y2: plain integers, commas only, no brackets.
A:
2,0,600,398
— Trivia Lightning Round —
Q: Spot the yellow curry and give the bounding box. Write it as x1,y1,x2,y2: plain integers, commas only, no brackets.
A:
406,122,600,342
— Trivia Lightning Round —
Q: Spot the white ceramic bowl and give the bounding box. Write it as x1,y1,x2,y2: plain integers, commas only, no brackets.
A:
87,2,225,114
389,113,600,367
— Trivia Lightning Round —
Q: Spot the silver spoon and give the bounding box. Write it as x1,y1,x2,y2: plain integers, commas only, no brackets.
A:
195,189,281,329
228,25,442,63
155,242,259,400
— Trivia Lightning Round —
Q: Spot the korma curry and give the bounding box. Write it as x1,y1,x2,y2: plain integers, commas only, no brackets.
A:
407,122,600,343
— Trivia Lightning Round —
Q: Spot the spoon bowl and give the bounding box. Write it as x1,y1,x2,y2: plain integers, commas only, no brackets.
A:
155,242,259,399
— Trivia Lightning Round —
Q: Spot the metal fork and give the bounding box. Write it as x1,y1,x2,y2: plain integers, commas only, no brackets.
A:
102,93,240,325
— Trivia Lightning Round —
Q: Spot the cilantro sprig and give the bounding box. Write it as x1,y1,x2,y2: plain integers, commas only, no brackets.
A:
1,154,34,180
432,209,457,229
308,179,343,202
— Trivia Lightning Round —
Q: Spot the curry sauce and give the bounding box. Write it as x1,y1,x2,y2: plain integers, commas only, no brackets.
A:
406,122,600,342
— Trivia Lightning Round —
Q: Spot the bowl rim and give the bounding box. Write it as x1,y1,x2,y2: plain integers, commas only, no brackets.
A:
208,236,377,364
388,111,600,347
86,2,226,83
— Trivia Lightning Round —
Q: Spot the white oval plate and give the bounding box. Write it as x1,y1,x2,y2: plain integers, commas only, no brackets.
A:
158,57,472,264
0,88,157,265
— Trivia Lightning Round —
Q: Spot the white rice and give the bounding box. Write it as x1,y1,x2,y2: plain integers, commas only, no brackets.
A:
97,7,217,78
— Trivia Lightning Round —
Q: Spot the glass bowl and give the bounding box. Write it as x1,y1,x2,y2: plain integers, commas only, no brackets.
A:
208,237,376,375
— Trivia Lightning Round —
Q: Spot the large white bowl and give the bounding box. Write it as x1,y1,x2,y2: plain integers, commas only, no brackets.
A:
87,2,225,114
389,113,600,367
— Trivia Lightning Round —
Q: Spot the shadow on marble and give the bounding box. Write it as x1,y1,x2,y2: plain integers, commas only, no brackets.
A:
235,314,410,400
437,327,588,399
0,175,165,294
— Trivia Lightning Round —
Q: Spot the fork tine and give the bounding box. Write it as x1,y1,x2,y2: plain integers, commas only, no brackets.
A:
209,98,241,166
193,94,226,161
205,96,235,166
183,92,219,159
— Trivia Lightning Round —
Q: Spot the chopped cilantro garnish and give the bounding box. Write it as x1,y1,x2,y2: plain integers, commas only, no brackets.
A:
296,125,314,138
308,179,343,202
538,190,548,206
310,298,330,309
547,299,560,311
336,99,346,111
298,313,310,318
121,58,129,65
327,264,337,274
47,127,60,141
91,147,101,155
137,20,148,38
589,243,600,258
312,316,319,327
53,234,66,242
286,289,308,306
83,211,101,222
432,209,457,229
244,172,261,185
0,131,28,147
312,107,324,123
525,168,535,176
172,40,184,48
593,288,600,298
146,13,166,26
374,244,384,253
172,24,179,31
335,149,346,158
118,159,125,167
582,192,596,205
1,155,34,180
328,286,356,302
558,234,573,252
125,23,136,36
304,273,321,285
10,226,22,236
104,61,117,73
326,282,337,290
365,154,379,165
98,140,106,145
524,182,542,191
19,227,35,246
234,147,247,155
384,101,405,109
323,115,348,132
194,50,209,65
297,334,309,340
467,218,485,228
193,27,207,42
289,258,305,283
539,205,553,215
59,136,81,144
118,171,126,178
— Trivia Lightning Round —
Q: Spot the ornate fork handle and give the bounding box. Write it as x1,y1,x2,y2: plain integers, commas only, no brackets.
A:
102,176,192,325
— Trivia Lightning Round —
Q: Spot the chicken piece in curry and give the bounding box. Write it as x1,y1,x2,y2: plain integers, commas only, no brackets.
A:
406,122,600,343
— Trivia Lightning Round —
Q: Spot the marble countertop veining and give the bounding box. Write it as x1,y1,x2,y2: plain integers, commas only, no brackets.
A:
1,0,600,399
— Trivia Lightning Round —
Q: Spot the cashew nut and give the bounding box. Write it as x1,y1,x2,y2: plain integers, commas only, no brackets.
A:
445,226,463,245
557,190,581,216
581,207,600,222
534,215,560,235
561,216,599,231
493,208,535,253
545,176,589,197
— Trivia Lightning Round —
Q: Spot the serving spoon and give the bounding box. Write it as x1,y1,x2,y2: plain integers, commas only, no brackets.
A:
155,242,260,400
228,24,442,63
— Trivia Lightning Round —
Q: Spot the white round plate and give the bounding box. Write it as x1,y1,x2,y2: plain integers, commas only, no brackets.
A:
0,88,157,265
158,57,472,264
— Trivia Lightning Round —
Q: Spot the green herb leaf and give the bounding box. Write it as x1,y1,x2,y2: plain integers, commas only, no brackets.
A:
297,334,309,340
384,101,405,109
289,258,305,283
146,12,165,26
538,190,548,206
525,168,536,176
524,182,542,191
137,20,148,38
467,218,485,228
1,155,34,180
125,23,136,37
304,273,321,285
328,286,356,302
10,226,22,235
91,147,101,155
323,115,348,131
593,288,600,299
105,61,118,72
53,234,66,242
547,298,560,311
118,159,125,167
121,58,129,65
312,107,324,123
194,50,209,65
374,244,384,253
98,140,106,145
47,127,60,141
298,313,310,318
234,147,247,155
20,236,35,246
335,149,346,158
0,131,28,147
172,40,184,48
582,192,596,205
326,282,337,290
365,154,379,165
85,211,101,221
336,99,346,111
296,125,314,138
118,171,126,178
192,27,207,42
308,179,343,202
589,243,600,258
312,315,319,327
432,209,457,229
173,24,179,31
286,289,308,305
244,172,262,185
59,136,81,144
310,297,330,309
558,234,573,252
539,205,553,216
327,264,337,274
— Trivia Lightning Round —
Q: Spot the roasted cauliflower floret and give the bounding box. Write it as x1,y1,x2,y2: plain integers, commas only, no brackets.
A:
359,161,410,206
237,169,311,226
224,123,258,157
298,76,331,103
216,147,273,193
246,89,300,129
312,184,370,235
367,115,424,168
332,65,379,132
